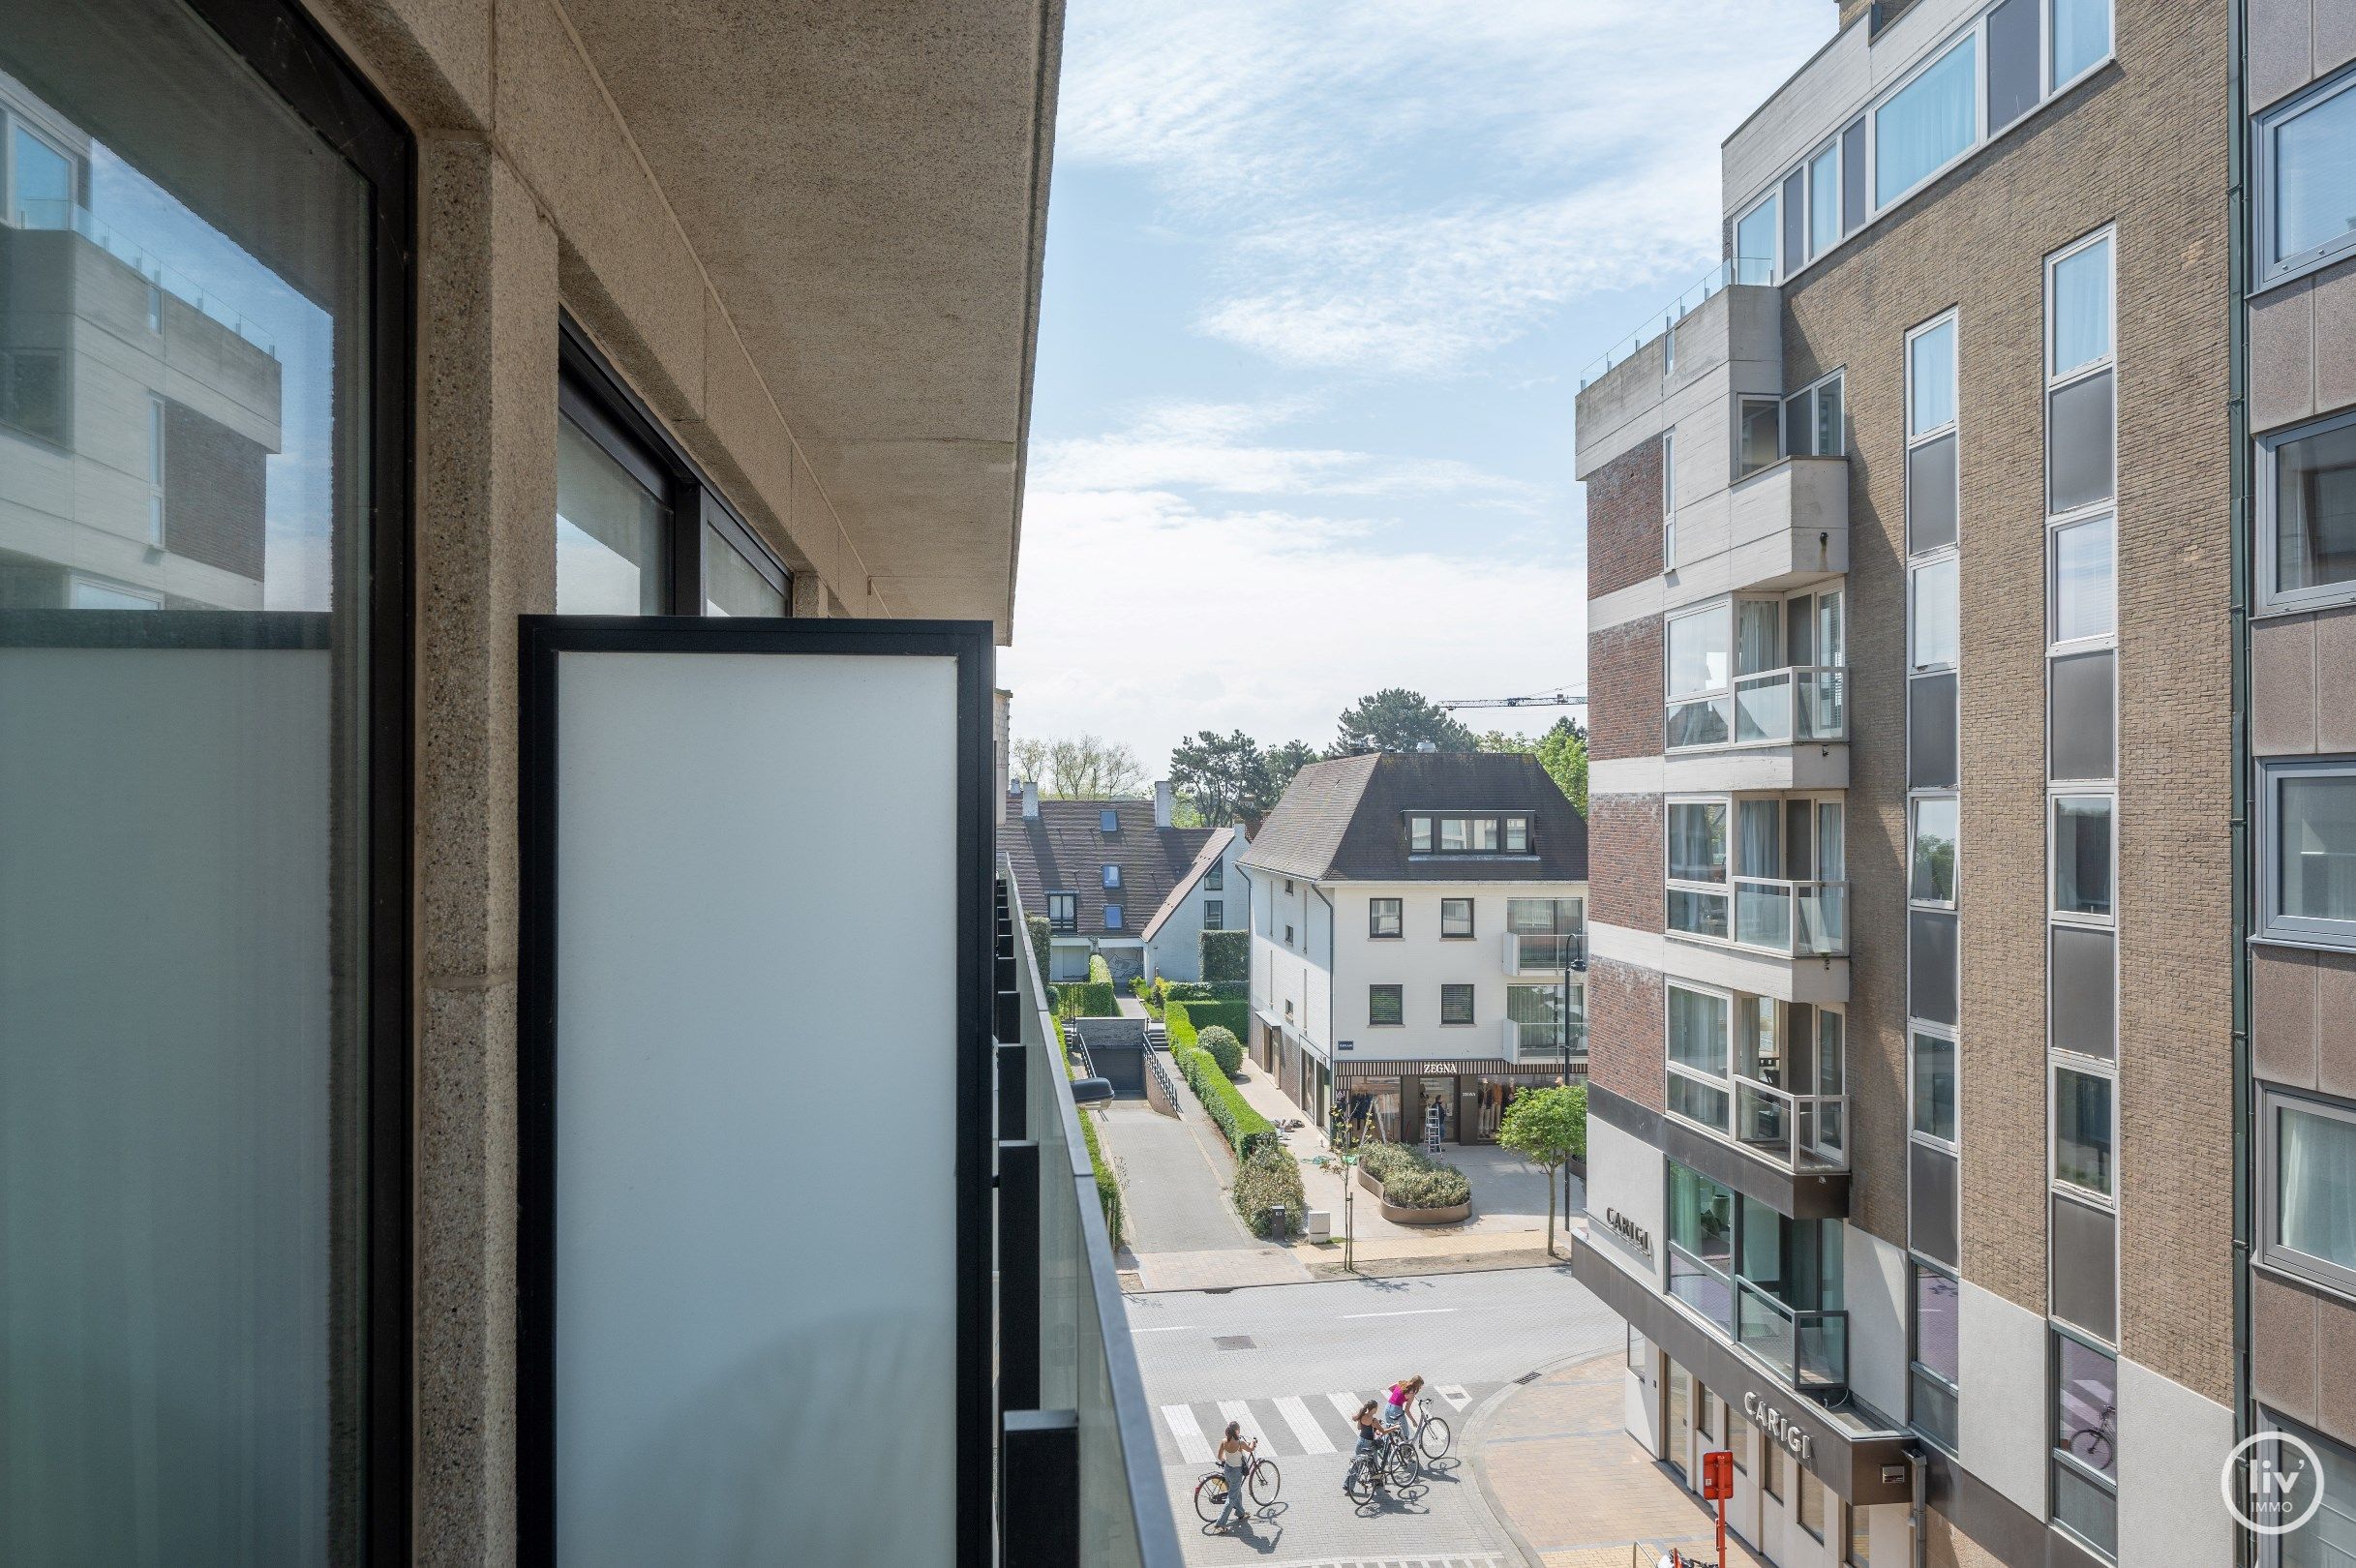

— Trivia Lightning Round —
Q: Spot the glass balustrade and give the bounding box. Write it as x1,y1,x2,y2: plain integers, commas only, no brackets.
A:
1736,1280,1850,1395
1671,667,1847,751
1733,1077,1849,1172
1731,879,1847,956
1503,931,1585,974
1500,1017,1588,1062
1667,886,1731,940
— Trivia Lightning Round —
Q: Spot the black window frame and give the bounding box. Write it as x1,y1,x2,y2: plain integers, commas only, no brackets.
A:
557,319,790,617
1201,899,1223,931
1045,891,1076,934
1440,897,1475,939
1440,983,1475,1026
1102,903,1124,931
1370,896,1404,939
1205,859,1223,891
1100,807,1120,834
1369,984,1404,1027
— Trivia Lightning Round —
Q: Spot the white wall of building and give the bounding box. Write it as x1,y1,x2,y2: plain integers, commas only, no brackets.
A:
1841,1223,1908,1421
1957,1280,2046,1518
1251,869,1331,1056
1144,833,1247,983
2115,1356,2232,1568
1327,880,1586,1065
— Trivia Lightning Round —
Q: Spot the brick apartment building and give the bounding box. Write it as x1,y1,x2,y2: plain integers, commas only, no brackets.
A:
1567,1,2258,1564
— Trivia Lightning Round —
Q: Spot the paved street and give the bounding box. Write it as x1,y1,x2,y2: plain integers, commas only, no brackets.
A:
1127,1262,1625,1566
1094,1091,1312,1292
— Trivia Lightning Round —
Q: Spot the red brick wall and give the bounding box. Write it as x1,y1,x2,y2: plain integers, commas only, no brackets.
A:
1588,616,1662,763
1586,793,1660,935
1586,436,1664,599
1586,953,1663,1115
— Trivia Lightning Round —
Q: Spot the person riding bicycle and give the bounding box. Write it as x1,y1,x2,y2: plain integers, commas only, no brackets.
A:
1384,1375,1427,1445
1212,1422,1256,1532
1351,1400,1386,1475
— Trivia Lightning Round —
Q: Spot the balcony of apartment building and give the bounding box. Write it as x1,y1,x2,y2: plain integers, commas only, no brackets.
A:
1662,576,1849,795
1661,793,1848,1007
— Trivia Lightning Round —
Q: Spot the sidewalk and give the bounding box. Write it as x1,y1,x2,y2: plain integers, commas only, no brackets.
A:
1470,1352,1765,1568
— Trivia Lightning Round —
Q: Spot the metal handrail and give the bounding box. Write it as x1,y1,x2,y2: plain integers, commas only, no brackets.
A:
14,198,281,356
1577,256,1777,388
1735,1279,1849,1394
1731,1073,1849,1172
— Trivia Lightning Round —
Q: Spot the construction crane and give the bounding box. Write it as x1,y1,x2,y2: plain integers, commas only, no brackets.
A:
1437,685,1586,713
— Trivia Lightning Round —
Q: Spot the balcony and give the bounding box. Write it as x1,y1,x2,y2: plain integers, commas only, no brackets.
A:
1733,1075,1848,1173
1501,1015,1588,1065
1736,1280,1849,1397
1724,455,1849,594
998,868,1184,1566
1503,929,1586,975
1668,878,1847,959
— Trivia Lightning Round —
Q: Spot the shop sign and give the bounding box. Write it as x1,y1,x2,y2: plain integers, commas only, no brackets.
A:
1605,1207,1652,1259
1742,1392,1813,1463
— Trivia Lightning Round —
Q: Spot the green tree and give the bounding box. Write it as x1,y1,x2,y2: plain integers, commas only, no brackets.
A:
1168,729,1263,824
1474,728,1535,753
1535,717,1588,816
1497,1083,1587,1255
1328,688,1477,757
1012,733,1146,798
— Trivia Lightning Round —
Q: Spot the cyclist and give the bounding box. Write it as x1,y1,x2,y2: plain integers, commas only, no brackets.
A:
1351,1399,1386,1477
1384,1374,1427,1446
1211,1422,1256,1531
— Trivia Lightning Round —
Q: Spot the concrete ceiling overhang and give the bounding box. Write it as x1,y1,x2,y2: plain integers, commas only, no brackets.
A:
559,0,1062,638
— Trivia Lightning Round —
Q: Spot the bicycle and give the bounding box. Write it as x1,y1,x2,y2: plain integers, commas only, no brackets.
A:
2069,1405,2116,1471
1341,1429,1419,1504
1193,1452,1282,1523
1409,1396,1453,1461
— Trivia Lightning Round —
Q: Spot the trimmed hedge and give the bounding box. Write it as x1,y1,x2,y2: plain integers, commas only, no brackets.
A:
1056,980,1120,1018
1200,929,1248,983
1164,1000,1198,1050
1162,980,1249,1003
1234,1142,1308,1239
1183,1000,1248,1044
1354,1140,1471,1209
1026,914,1050,985
1173,1041,1274,1157
1198,1025,1243,1077
1076,1104,1125,1251
1087,953,1114,985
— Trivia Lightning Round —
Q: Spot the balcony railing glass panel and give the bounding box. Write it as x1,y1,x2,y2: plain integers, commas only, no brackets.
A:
1731,666,1849,745
1730,879,1847,956
1733,1077,1849,1172
1736,1280,1849,1394
1503,931,1585,974
1667,886,1731,941
1670,1249,1736,1337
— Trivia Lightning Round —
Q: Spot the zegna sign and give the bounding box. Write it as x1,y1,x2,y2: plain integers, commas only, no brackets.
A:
1743,1392,1814,1464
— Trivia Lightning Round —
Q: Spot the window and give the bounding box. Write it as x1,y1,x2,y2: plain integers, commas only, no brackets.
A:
1369,984,1404,1027
1736,195,1778,284
1206,860,1223,891
2050,1328,2118,1556
1504,816,1529,855
1911,909,1960,1026
1284,923,1294,946
2050,0,2110,89
1808,141,1840,260
1667,1161,1736,1330
1876,37,1978,208
2258,1412,2356,1566
1785,372,1844,459
2260,69,2356,286
1911,1263,1961,1451
1202,900,1223,930
1370,897,1403,938
1737,396,1781,478
1046,892,1076,933
2051,1191,2117,1342
1987,0,2041,133
2053,1066,2113,1197
146,280,164,334
1102,863,1121,890
1668,983,1732,1132
1910,797,1957,905
1850,1499,1874,1566
2046,233,2116,519
1909,557,1958,670
1101,808,1120,833
702,516,787,616
2050,513,2116,645
2264,1088,2356,1292
556,387,672,616
2052,796,2114,919
1667,799,1731,937
1782,167,1806,278
2262,410,2356,611
1909,317,1958,439
1762,1442,1784,1502
1470,817,1500,852
1799,1473,1827,1540
1667,604,1734,749
2265,763,2356,945
1664,431,1677,568
1908,436,1959,554
0,0,405,1553
2051,925,2117,1059
1440,984,1474,1025
1439,817,1469,852
1103,904,1124,931
1912,1140,1961,1266
2050,234,2113,378
1441,898,1474,939
1913,1031,1957,1144
1410,815,1434,853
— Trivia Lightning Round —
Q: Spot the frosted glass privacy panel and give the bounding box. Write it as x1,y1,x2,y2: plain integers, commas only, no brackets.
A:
552,649,962,1566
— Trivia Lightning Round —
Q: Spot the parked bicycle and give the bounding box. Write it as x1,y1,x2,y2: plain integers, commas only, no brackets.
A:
1192,1449,1281,1523
1410,1395,1454,1461
2069,1405,2117,1471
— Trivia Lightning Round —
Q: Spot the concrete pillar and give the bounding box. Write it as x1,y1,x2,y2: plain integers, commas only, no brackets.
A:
413,135,559,1567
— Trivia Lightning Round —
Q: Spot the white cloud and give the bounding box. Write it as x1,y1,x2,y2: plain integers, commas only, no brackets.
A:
1058,0,1832,375
1034,398,1545,505
1000,485,1586,769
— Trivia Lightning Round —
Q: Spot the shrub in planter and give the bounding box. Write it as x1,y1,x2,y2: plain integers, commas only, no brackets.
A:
1378,1163,1471,1210
1354,1140,1415,1183
1233,1141,1307,1238
1198,1025,1243,1077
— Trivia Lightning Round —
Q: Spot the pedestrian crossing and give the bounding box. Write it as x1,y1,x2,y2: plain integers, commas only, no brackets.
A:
1156,1382,1492,1466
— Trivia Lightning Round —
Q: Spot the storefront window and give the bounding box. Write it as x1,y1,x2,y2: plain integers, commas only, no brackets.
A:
0,0,403,1556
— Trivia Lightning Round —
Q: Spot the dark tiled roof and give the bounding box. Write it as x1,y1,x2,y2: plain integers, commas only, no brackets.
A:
1239,751,1586,883
1139,827,1236,942
1001,798,1218,937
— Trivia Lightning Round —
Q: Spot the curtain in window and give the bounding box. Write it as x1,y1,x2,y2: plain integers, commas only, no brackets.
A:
1668,802,1727,883
1738,799,1781,879
1816,802,1845,882
1736,600,1781,677
2280,1102,2356,1271
2050,239,2112,377
1669,987,1730,1077
1876,39,1978,206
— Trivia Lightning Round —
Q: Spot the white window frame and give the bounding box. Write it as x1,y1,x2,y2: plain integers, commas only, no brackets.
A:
2258,758,2356,949
2048,1056,2118,1206
1805,139,1841,263
2046,511,2117,655
1870,32,1984,217
7,115,79,227
1665,978,1736,1133
1734,393,1784,482
2046,0,2115,96
1910,1021,1961,1153
2257,407,2356,614
67,574,163,611
1784,369,1847,460
2255,63,2356,289
1907,554,1960,674
1909,792,1960,910
1734,190,1779,285
2043,227,2118,520
1663,430,1677,571
1665,793,1732,940
2258,1084,2356,1296
2047,791,2117,927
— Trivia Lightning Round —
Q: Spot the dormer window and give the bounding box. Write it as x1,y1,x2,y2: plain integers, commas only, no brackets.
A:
1406,812,1535,855
1100,807,1119,833
1102,863,1120,890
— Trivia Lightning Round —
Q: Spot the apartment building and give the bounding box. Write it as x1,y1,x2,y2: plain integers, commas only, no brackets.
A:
1239,749,1588,1145
1570,2,2233,1564
2239,3,2356,1560
0,1,1179,1564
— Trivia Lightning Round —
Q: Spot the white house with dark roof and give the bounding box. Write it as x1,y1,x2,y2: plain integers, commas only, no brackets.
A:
1001,780,1249,983
1238,749,1588,1145
1136,826,1249,983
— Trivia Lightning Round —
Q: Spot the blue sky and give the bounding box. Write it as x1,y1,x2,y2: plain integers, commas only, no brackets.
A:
1000,0,1834,774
